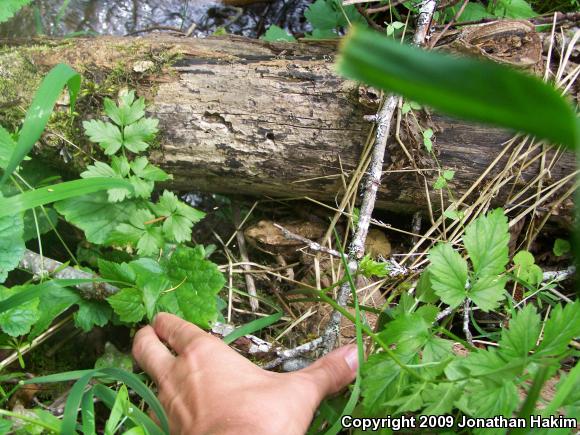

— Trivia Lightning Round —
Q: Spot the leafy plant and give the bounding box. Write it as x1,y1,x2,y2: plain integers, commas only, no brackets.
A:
0,0,33,24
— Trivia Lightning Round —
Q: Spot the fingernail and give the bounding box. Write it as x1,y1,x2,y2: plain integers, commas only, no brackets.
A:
344,345,359,372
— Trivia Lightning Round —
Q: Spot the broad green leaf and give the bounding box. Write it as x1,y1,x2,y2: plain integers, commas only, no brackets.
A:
0,0,33,23
84,120,123,155
385,384,424,414
122,118,158,153
74,300,112,331
428,243,467,308
463,208,509,277
468,379,519,418
536,302,580,358
130,157,170,181
337,27,579,149
163,246,225,328
415,268,438,303
107,288,146,323
104,91,145,127
0,212,24,283
0,285,40,336
138,275,169,320
0,177,133,218
55,192,138,244
492,0,536,19
261,25,296,42
498,304,540,359
361,354,405,414
422,383,461,415
152,190,205,243
1,64,81,185
305,0,342,30
29,285,81,339
469,275,506,311
98,259,136,285
451,2,492,22
22,207,58,241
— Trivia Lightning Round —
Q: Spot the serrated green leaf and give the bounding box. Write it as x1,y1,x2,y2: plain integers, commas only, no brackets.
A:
163,246,225,328
98,259,136,285
513,250,543,285
433,175,447,190
128,175,153,199
55,192,137,244
305,0,342,30
261,25,296,42
359,254,389,278
536,302,580,358
0,285,40,336
0,213,24,283
130,157,170,181
74,300,112,331
337,27,579,149
428,243,467,308
84,120,123,155
111,155,130,177
22,207,58,241
469,275,506,311
361,354,406,414
385,384,424,414
107,288,145,323
422,383,461,415
138,275,170,320
498,304,540,359
464,208,509,277
81,161,117,179
469,379,519,418
123,118,158,153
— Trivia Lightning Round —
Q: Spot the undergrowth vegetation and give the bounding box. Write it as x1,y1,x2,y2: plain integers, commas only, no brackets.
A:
0,0,578,434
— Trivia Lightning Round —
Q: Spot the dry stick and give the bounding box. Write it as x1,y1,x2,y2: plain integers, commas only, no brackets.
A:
322,0,438,354
232,202,259,311
463,299,473,346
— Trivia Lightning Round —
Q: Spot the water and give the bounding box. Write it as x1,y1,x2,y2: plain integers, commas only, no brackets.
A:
0,0,311,38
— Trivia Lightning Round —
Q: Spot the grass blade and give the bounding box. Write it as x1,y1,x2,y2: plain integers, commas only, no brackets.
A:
61,371,97,434
81,387,96,435
223,311,283,345
337,26,579,149
1,64,81,185
0,177,132,218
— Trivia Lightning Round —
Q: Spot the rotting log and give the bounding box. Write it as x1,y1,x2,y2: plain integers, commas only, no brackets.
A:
0,35,575,216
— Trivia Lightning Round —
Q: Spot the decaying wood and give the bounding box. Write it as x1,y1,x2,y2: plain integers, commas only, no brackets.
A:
0,34,575,217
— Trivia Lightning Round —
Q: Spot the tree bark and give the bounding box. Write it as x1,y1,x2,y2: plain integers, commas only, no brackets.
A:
0,35,575,215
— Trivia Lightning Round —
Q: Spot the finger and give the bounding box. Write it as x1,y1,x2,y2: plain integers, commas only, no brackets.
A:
153,312,210,355
295,344,358,400
132,325,175,384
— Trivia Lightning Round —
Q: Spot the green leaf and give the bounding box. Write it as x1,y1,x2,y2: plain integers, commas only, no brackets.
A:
433,175,447,190
498,304,540,359
415,268,439,303
109,209,165,255
361,354,405,414
469,379,519,418
261,25,296,42
152,190,205,243
98,259,136,285
452,2,492,22
305,0,342,30
22,207,58,241
0,285,40,336
130,157,170,181
55,192,138,244
139,275,169,320
163,246,225,328
1,64,81,185
74,300,112,332
469,275,506,311
428,243,467,308
359,254,389,277
492,0,536,19
0,177,133,218
104,385,130,435
107,288,146,323
513,250,543,285
122,118,158,153
94,343,132,374
337,27,579,149
128,175,153,199
535,302,580,358
83,120,123,155
0,0,33,24
104,91,146,127
0,213,24,283
422,383,461,415
553,239,571,257
0,127,17,170
29,285,81,339
463,208,509,277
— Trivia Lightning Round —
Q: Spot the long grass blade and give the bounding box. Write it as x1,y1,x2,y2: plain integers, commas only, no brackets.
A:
223,311,283,345
1,64,81,185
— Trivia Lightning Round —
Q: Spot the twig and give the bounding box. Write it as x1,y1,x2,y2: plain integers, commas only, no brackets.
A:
435,306,454,322
18,249,118,299
463,299,473,346
321,0,438,354
542,266,575,283
273,223,341,257
233,202,259,311
428,0,469,48
355,4,384,31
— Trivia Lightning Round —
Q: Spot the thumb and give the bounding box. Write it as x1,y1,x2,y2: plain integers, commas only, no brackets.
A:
296,344,359,400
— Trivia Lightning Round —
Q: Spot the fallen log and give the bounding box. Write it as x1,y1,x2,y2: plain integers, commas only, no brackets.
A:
0,35,575,216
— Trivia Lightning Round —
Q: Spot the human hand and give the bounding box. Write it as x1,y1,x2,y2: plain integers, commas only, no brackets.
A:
132,313,358,435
